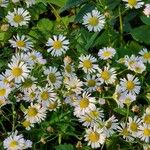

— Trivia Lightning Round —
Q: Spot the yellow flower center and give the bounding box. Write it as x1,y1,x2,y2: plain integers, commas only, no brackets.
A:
128,0,137,6
83,60,93,69
130,122,138,132
79,98,89,108
0,88,6,96
89,110,99,118
29,92,36,99
16,40,25,47
143,128,150,136
65,64,72,73
27,107,38,117
89,131,100,142
88,17,99,26
87,80,96,87
30,55,36,60
48,101,58,109
105,121,112,129
41,91,49,100
126,81,135,91
124,98,132,106
101,70,110,80
48,73,56,83
143,52,150,60
12,67,23,77
121,128,129,136
22,120,31,128
13,15,24,23
53,40,62,49
144,114,150,124
85,116,92,122
103,51,111,58
9,140,18,148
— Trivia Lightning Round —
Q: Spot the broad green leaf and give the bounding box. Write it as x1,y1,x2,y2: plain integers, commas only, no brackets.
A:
140,15,150,25
60,0,86,12
131,25,150,45
113,108,128,116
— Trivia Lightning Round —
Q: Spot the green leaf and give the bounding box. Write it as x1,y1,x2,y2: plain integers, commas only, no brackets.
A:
55,144,75,150
113,108,128,116
130,25,150,45
60,0,86,12
46,0,67,7
140,15,150,25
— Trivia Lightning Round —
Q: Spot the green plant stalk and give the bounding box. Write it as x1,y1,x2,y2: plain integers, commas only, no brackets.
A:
119,6,123,45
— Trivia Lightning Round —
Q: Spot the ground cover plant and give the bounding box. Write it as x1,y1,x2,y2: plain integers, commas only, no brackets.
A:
0,0,150,149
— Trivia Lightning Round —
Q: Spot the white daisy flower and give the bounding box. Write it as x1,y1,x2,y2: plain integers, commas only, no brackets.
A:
139,48,150,63
9,35,33,52
25,0,35,8
38,85,56,107
123,0,144,9
117,122,134,142
44,66,62,89
0,82,11,99
48,98,61,112
22,120,34,130
7,60,30,83
97,65,117,84
0,0,8,7
46,35,69,57
84,127,106,148
143,113,150,125
128,116,142,137
84,74,102,92
74,92,96,117
120,74,141,95
3,130,32,150
64,75,83,94
24,103,47,124
26,51,47,66
6,8,31,27
119,93,136,107
132,61,146,74
138,123,150,143
78,54,98,73
143,4,150,17
78,108,104,128
83,9,105,32
98,47,116,60
103,115,118,137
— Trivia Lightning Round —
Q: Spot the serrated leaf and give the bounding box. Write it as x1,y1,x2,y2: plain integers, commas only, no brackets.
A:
131,25,150,45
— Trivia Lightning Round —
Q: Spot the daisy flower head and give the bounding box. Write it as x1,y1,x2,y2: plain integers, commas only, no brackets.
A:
44,66,62,89
122,0,144,9
139,48,150,63
26,51,46,66
103,115,118,137
97,65,117,84
74,92,96,117
143,113,150,125
143,4,150,17
25,0,36,8
9,35,33,52
48,98,61,112
0,82,11,99
3,130,32,150
84,126,106,149
132,61,146,74
64,75,83,94
117,122,134,142
120,74,141,95
84,74,102,92
0,0,8,7
6,8,31,27
7,60,30,83
22,120,34,130
46,35,69,57
138,123,150,143
78,54,98,73
38,85,56,107
98,47,116,60
83,9,105,32
128,116,142,137
24,103,47,124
